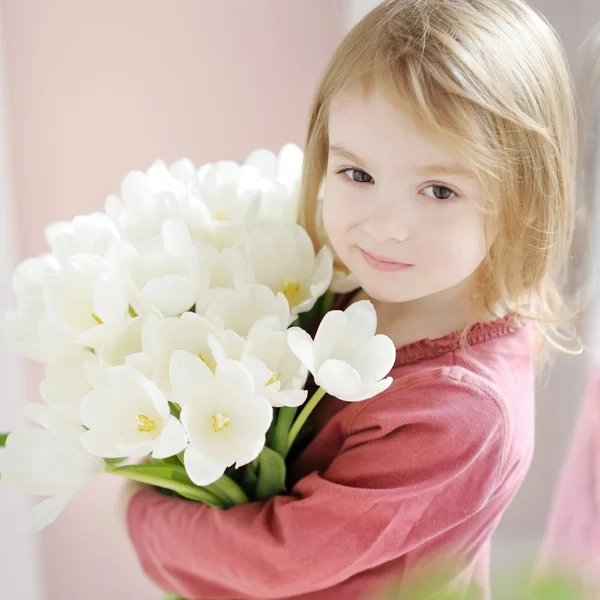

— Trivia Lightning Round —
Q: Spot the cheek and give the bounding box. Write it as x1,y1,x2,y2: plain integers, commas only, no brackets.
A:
322,185,356,240
421,211,488,270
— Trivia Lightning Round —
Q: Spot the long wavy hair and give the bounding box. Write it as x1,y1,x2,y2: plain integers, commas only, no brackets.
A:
299,0,581,368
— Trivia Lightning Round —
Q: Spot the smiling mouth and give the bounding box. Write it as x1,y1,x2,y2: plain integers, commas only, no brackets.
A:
360,249,414,272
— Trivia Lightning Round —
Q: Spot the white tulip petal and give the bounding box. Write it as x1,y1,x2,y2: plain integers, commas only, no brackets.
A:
310,246,333,293
162,219,193,257
312,310,346,369
143,275,198,318
170,350,214,406
316,359,362,401
92,274,128,327
207,330,245,362
80,389,120,430
80,430,123,458
124,352,155,380
213,360,255,402
330,270,360,294
118,440,156,458
229,396,273,442
23,403,82,439
269,388,308,408
232,436,266,468
152,417,188,459
344,377,394,402
350,334,397,384
100,317,144,367
330,301,378,363
30,493,75,531
184,446,226,486
242,355,273,387
343,300,377,340
286,327,315,374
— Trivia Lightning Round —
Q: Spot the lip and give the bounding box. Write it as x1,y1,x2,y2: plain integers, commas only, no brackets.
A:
360,249,414,272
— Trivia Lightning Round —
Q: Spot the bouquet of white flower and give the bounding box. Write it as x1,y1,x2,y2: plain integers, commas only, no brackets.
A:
0,144,396,540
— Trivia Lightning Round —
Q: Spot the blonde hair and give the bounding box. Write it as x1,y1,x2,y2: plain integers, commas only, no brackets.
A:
299,0,581,368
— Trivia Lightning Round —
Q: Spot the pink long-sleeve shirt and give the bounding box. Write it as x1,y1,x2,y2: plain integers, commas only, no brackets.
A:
126,315,535,600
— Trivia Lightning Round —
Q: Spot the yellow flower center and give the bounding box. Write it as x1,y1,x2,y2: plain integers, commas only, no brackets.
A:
211,412,231,433
137,414,157,434
266,372,281,386
91,312,104,325
215,211,229,221
281,276,306,308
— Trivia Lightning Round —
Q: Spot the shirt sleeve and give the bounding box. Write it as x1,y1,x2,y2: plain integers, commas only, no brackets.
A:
126,370,507,599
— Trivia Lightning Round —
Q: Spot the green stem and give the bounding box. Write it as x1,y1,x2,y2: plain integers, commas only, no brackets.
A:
271,406,298,457
321,290,335,316
285,387,326,458
0,433,9,448
205,474,249,505
106,464,226,509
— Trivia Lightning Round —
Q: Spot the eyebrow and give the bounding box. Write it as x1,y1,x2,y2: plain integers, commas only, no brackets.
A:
328,144,475,179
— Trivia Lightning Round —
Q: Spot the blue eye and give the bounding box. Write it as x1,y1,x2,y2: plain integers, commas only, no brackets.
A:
422,185,456,201
337,168,374,184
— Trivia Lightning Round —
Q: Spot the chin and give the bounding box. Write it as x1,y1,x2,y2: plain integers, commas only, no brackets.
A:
353,277,421,304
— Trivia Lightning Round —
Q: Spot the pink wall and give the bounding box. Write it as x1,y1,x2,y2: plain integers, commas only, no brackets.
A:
0,1,344,598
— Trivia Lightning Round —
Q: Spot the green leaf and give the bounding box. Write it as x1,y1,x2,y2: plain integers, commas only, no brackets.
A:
241,462,259,499
0,433,9,448
103,457,127,466
169,402,182,420
254,446,287,501
110,462,225,508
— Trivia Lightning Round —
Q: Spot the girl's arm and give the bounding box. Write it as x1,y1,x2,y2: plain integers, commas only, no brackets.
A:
126,374,507,599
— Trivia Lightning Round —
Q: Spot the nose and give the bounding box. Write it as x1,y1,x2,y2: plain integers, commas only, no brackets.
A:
361,189,410,243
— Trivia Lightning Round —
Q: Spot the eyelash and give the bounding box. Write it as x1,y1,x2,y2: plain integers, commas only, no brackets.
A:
334,167,459,202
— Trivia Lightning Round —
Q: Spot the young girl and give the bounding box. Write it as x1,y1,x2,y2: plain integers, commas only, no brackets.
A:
123,0,578,598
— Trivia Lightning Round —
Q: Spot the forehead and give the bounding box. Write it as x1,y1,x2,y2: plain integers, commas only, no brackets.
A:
328,87,465,170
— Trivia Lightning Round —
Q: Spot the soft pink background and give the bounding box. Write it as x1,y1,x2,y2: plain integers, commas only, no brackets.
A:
0,1,344,598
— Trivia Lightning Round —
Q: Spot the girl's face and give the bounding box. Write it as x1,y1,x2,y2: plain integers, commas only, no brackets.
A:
323,87,495,305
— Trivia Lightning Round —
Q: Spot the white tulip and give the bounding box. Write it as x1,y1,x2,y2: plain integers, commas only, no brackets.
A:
80,366,187,460
195,242,251,290
1,428,104,530
167,157,197,185
188,161,261,249
245,143,303,188
23,401,84,440
241,330,308,408
141,311,219,393
39,347,99,420
287,300,395,402
99,316,144,366
205,284,290,338
105,170,172,244
169,351,273,486
97,315,156,379
44,213,121,266
243,225,333,315
2,255,61,362
38,254,129,351
113,218,206,318
245,144,304,225
330,269,361,294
